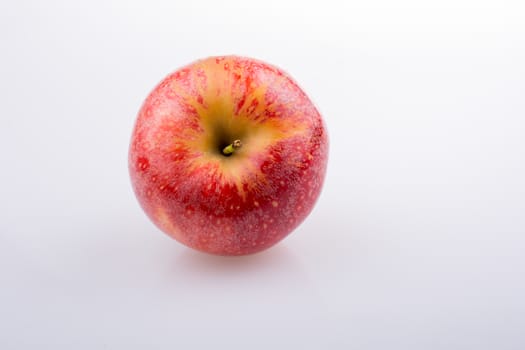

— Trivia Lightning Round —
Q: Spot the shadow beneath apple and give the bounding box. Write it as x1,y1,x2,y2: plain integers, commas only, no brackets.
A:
167,243,319,298
163,242,327,330
174,244,295,271
172,243,302,274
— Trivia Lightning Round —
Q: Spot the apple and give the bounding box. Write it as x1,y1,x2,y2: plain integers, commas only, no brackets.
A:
129,56,328,255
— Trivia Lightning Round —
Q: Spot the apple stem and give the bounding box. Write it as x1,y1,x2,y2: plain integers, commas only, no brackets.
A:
222,139,242,156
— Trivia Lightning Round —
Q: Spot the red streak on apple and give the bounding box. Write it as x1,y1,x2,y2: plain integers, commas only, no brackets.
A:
129,56,328,255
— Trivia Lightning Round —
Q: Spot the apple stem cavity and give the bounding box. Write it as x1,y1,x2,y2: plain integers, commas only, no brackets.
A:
222,139,242,156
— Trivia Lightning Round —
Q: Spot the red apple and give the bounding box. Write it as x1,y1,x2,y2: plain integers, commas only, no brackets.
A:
129,56,328,255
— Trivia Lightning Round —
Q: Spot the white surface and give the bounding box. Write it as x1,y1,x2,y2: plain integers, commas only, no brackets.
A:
1,0,525,349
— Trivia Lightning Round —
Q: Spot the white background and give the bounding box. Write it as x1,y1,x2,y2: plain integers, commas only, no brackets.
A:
1,0,525,349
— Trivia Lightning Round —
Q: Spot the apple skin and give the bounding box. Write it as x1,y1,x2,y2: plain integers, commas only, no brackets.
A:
129,56,328,255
